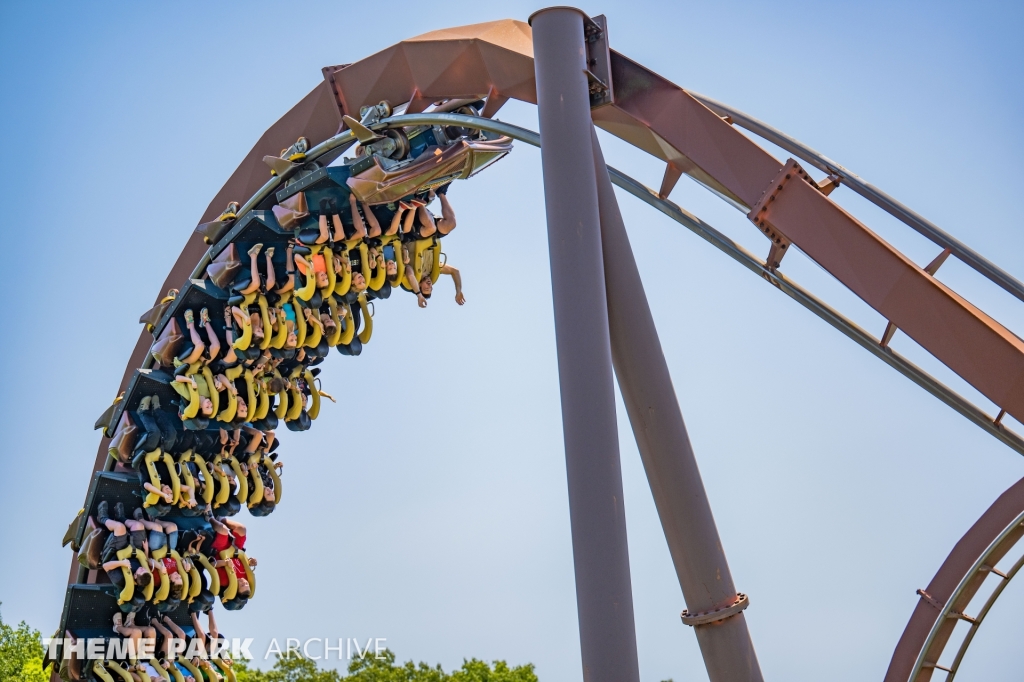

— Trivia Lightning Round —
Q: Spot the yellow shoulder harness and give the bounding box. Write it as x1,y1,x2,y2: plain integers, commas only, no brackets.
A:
104,662,133,682
193,553,220,596
357,294,373,344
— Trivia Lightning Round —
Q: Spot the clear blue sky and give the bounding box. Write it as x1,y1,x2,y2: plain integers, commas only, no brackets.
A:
1,1,1022,680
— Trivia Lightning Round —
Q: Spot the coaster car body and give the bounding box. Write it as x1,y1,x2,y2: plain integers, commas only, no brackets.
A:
347,132,512,205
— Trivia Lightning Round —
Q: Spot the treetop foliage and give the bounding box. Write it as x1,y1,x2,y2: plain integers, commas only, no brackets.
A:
0,606,537,682
0,604,49,682
234,648,538,682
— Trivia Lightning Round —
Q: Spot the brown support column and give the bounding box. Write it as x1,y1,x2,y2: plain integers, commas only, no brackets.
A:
591,129,764,682
529,8,641,681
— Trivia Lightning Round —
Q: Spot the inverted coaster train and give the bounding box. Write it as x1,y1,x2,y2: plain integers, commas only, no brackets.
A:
53,9,1024,682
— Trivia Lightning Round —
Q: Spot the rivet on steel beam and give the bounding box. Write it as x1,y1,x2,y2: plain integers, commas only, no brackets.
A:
946,611,977,624
916,588,944,610
816,174,841,196
680,593,749,627
766,242,787,273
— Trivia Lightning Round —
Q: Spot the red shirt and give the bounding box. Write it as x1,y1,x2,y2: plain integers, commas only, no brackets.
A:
211,531,247,585
211,531,246,552
153,557,179,587
211,531,230,553
216,557,247,586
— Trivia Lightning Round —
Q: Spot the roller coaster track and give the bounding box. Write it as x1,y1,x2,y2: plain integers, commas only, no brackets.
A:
689,92,1024,306
885,474,1024,682
57,13,1024,682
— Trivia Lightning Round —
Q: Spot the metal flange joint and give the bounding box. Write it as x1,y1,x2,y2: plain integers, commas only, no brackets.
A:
680,593,750,627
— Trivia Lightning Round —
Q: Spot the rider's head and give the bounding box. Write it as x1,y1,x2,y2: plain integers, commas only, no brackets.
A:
351,272,367,292
134,567,151,587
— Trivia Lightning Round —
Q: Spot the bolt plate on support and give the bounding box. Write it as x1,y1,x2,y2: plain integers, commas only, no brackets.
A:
585,14,614,109
681,593,750,627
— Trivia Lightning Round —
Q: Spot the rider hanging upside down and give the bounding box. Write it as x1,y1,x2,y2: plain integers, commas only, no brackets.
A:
133,511,192,612
148,616,196,682
205,508,256,610
109,610,156,667
170,308,246,424
234,243,276,344
397,188,463,307
311,192,377,297
97,501,153,613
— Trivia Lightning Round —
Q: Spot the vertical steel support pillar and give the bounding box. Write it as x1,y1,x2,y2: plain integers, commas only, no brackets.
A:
530,8,641,681
591,130,764,682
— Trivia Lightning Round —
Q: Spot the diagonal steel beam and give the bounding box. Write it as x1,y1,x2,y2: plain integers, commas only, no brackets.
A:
689,91,1024,306
593,128,764,682
595,51,1024,426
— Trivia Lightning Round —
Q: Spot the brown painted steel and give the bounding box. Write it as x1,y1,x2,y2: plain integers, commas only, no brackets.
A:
591,51,1024,424
591,52,780,209
690,91,1024,306
91,80,340,469
885,475,1024,682
346,135,513,204
592,129,764,682
531,8,640,681
757,170,1024,421
320,23,1024,427
324,20,537,122
65,16,1024,679
201,81,342,224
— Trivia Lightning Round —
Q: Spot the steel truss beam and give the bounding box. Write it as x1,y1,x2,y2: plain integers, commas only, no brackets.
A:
67,15,1024,682
306,112,1024,458
885,475,1024,682
75,110,1024,682
690,92,1024,306
593,126,763,681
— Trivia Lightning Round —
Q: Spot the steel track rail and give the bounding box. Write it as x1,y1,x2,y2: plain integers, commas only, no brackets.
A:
174,112,1024,456
944,549,1024,681
911,509,1024,681
689,92,1024,306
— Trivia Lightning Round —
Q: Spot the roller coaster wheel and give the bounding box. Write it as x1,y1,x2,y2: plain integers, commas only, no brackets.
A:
383,129,410,159
283,160,323,188
445,107,482,139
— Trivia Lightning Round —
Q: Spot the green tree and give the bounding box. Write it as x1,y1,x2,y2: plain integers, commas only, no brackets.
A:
344,649,537,682
235,655,341,682
445,657,538,682
0,605,49,682
0,605,537,682
240,650,537,682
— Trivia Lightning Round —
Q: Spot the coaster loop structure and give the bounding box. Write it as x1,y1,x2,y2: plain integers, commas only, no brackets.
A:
53,11,1024,682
